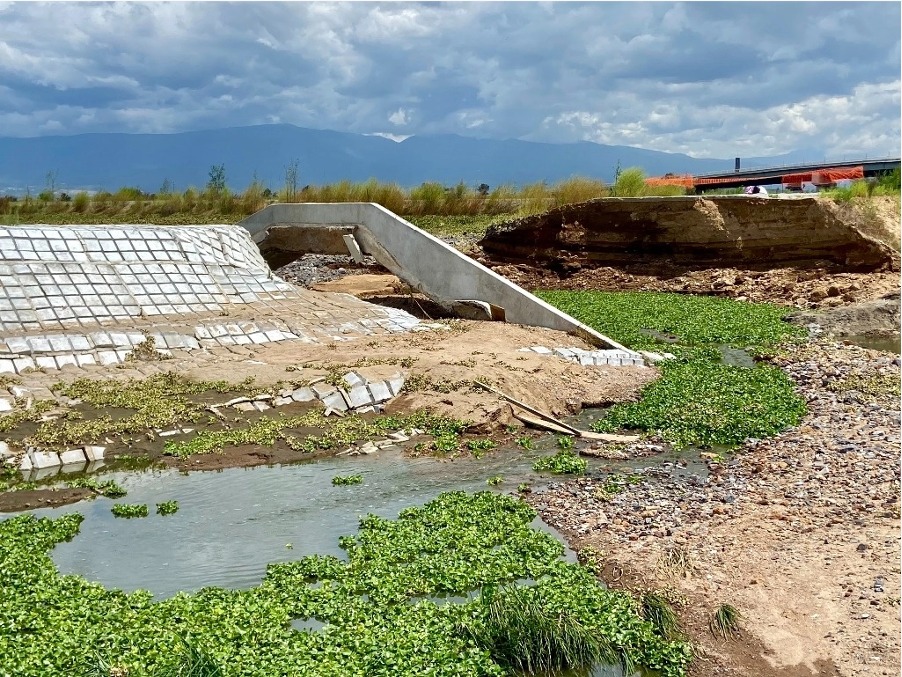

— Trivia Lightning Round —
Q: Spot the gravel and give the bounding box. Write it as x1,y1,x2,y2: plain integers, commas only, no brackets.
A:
274,254,382,287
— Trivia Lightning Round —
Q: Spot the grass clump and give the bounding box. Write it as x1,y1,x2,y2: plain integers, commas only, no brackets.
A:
709,603,742,639
331,474,363,486
156,500,179,516
110,503,148,519
461,584,617,673
641,591,681,640
538,291,807,449
533,450,587,475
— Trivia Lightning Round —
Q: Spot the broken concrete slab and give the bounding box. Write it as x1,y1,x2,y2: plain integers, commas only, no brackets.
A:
239,203,630,349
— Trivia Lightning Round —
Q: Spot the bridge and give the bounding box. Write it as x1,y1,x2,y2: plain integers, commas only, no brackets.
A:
646,157,900,193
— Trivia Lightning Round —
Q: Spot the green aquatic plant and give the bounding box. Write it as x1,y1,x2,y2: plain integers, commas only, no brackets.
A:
0,493,692,677
556,435,575,451
538,291,807,448
156,500,179,516
486,476,503,486
533,451,587,475
66,477,128,498
110,503,148,518
331,474,363,486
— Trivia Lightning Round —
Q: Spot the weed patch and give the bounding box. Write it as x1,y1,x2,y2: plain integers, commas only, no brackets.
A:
538,291,807,448
0,492,691,676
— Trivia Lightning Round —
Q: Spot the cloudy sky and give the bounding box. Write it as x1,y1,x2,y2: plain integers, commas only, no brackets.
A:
1,1,899,158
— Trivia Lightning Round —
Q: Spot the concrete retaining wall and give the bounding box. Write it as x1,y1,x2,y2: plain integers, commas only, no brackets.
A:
239,203,628,350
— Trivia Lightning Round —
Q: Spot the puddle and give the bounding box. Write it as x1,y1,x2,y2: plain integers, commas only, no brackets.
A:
718,345,756,368
841,333,901,354
13,446,593,599
639,328,679,343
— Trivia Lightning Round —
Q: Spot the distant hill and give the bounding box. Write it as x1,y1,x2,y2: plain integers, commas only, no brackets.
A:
0,123,822,195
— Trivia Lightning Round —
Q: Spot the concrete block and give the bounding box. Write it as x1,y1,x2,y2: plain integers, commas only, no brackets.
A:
55,354,78,369
59,461,87,474
76,353,97,367
234,402,255,412
312,382,337,399
0,359,14,374
5,336,30,353
0,441,9,457
35,356,58,370
97,350,119,366
252,401,271,412
291,387,316,402
321,391,349,412
12,357,35,373
342,372,365,388
69,335,92,351
343,385,372,409
530,346,553,354
553,348,575,359
273,396,292,407
83,445,106,462
387,375,406,396
355,405,375,414
367,381,393,403
59,448,87,466
29,449,61,469
19,453,32,471
0,398,13,412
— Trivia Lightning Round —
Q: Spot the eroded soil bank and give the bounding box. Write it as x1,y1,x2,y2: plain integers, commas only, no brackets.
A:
478,196,899,271
528,340,900,677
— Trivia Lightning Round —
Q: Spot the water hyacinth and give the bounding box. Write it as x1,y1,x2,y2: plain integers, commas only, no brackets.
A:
0,492,691,677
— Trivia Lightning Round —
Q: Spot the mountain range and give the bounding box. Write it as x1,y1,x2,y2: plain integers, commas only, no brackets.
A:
0,124,824,195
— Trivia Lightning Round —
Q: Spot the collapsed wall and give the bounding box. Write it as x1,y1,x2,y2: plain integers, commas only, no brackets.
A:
478,196,898,271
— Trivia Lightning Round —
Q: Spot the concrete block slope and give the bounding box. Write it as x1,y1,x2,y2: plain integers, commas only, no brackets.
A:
239,203,629,350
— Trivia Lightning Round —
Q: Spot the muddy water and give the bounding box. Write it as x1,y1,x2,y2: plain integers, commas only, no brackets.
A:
841,333,902,354
23,444,585,599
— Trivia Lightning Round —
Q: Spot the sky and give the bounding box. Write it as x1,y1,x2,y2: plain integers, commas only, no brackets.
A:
0,1,899,159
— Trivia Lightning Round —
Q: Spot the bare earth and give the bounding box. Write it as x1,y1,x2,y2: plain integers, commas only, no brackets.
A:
529,340,900,677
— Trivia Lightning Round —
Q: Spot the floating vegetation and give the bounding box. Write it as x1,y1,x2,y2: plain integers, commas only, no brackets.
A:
66,477,128,498
538,291,807,448
110,503,148,519
331,474,363,486
156,500,179,516
0,492,692,676
533,451,587,475
486,476,503,486
709,603,742,639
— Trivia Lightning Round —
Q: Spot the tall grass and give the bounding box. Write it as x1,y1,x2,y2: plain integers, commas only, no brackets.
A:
1,173,690,228
461,584,618,673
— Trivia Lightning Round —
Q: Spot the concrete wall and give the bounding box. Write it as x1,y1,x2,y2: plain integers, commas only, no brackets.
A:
239,203,628,350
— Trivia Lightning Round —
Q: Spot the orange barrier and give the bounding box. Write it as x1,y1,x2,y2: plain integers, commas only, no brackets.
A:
645,174,694,188
781,166,864,187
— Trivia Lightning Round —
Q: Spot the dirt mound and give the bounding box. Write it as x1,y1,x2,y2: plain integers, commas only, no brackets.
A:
788,291,901,337
479,196,898,272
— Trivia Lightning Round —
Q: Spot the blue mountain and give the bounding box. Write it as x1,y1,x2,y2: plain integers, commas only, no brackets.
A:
0,123,822,195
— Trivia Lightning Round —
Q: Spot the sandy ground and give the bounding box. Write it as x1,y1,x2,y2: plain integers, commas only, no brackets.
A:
529,340,900,677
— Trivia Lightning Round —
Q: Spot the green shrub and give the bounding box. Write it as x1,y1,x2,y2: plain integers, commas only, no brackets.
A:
612,167,647,197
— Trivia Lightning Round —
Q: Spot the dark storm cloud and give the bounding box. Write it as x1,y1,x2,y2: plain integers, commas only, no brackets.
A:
0,1,897,157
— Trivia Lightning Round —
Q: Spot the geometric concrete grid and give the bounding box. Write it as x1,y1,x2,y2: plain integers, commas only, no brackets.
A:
0,224,423,375
0,224,299,333
518,345,649,367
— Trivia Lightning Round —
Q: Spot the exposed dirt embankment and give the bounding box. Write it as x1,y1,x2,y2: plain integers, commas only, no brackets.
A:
479,196,898,272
